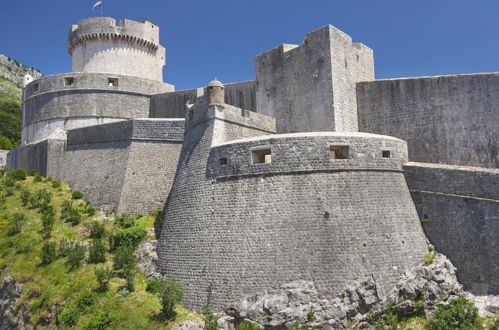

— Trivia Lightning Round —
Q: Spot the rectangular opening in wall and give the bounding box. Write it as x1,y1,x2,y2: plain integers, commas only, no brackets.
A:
330,145,349,160
108,78,118,87
32,83,39,92
219,157,228,166
252,148,272,164
64,77,74,86
382,150,391,158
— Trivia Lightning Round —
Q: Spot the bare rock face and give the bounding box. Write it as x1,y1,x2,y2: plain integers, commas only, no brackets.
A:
0,276,30,329
222,253,496,329
136,236,162,280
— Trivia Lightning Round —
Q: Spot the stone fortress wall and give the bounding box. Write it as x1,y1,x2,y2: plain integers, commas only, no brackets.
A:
157,92,428,310
69,17,166,81
22,73,173,145
255,25,374,133
357,73,499,168
6,16,499,308
404,163,499,295
59,119,184,214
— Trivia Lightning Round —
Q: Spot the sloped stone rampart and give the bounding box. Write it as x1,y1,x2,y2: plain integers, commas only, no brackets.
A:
59,119,184,214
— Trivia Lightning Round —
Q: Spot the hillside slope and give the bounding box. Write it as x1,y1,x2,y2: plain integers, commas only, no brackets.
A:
0,54,42,149
0,169,200,329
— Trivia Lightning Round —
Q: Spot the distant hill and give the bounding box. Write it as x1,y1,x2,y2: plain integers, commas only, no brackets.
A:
0,54,43,150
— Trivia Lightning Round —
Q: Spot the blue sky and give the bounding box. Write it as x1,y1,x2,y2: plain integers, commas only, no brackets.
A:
0,0,497,90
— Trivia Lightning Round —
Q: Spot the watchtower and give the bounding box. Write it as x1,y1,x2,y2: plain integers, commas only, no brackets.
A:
68,17,166,81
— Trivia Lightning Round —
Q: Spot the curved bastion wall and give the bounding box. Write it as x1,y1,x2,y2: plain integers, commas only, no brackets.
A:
158,125,428,310
69,17,165,81
22,73,173,145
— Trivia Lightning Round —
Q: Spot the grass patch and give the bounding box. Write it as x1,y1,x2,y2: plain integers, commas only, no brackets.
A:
0,171,201,329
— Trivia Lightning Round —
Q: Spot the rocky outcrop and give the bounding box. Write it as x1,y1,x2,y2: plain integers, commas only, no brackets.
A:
0,54,42,97
0,275,29,329
221,253,498,329
136,231,162,280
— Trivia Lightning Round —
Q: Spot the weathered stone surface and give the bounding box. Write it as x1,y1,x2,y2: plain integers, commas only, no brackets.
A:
0,276,29,329
136,237,162,280
404,162,499,295
223,254,496,329
158,99,427,311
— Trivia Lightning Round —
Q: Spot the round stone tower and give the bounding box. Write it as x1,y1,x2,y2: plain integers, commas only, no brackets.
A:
68,17,165,81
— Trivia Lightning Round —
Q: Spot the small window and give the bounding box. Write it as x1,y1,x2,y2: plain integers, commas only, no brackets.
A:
219,158,228,166
382,150,391,158
64,77,74,86
108,78,118,87
32,83,39,92
252,148,272,164
330,146,349,160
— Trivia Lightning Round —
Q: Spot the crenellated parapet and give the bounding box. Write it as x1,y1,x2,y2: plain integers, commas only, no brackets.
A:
68,17,166,81
68,17,161,54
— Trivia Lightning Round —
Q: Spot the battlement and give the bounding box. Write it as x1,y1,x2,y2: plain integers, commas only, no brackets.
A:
207,132,408,178
68,17,166,81
68,17,160,55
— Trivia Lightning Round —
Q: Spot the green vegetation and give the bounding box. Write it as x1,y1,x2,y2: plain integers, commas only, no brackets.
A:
424,253,436,266
0,168,201,329
237,321,261,330
426,298,479,330
161,280,185,320
203,308,219,330
71,190,84,200
0,91,22,149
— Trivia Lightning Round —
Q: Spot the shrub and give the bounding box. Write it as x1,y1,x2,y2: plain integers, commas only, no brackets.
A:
112,246,135,270
237,321,261,330
51,179,61,189
41,213,55,238
61,201,81,225
82,311,113,330
426,298,479,330
85,203,97,216
36,189,52,205
160,280,184,320
58,305,79,327
425,253,436,266
66,243,86,270
5,187,14,196
59,239,77,257
77,291,97,309
110,226,147,250
146,279,163,294
115,213,137,228
40,241,57,265
40,203,55,217
28,169,38,176
153,209,164,227
20,188,30,206
33,174,43,182
95,267,113,292
8,212,26,236
71,190,83,200
204,308,219,330
28,193,41,209
123,266,135,292
88,239,106,263
307,309,316,322
6,168,26,181
88,221,106,239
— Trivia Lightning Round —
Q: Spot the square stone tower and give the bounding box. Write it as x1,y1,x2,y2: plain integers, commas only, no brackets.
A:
256,25,374,133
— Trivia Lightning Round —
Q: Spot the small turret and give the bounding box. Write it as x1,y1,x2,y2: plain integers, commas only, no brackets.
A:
207,79,224,107
23,74,34,87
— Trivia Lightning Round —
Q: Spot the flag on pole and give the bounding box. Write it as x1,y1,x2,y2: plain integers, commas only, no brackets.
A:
92,0,103,10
